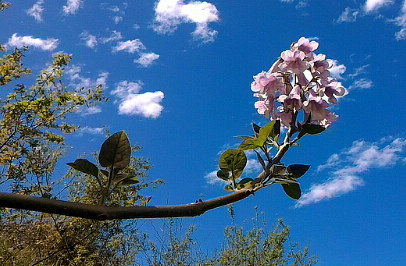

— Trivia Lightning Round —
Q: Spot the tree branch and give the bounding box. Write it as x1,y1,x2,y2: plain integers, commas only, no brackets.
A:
0,189,254,220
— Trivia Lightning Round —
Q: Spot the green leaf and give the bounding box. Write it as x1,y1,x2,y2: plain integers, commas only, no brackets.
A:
237,178,253,189
217,169,230,181
282,183,301,199
287,164,310,178
259,120,280,142
224,184,234,192
67,159,99,178
98,131,131,169
236,135,255,140
238,137,263,150
118,176,139,186
219,149,247,179
301,123,326,135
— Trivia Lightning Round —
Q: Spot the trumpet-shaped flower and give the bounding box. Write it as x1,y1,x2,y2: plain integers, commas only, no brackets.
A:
279,50,308,74
296,37,319,54
303,90,337,123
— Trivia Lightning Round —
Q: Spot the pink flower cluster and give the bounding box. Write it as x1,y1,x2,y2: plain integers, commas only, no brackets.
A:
252,37,345,128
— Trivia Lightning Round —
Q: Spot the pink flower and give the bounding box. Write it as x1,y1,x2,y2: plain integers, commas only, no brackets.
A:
279,50,308,74
254,96,274,118
311,53,329,73
303,90,337,124
274,108,293,128
251,72,283,96
319,80,345,104
278,85,302,111
297,37,319,54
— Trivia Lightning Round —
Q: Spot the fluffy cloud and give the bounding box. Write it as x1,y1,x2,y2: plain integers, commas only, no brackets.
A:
296,137,406,207
80,31,98,49
394,0,406,40
329,60,347,80
26,0,44,22
63,0,82,15
111,80,164,118
364,0,394,13
112,39,145,53
336,7,359,23
135,52,160,67
7,33,59,51
153,0,220,42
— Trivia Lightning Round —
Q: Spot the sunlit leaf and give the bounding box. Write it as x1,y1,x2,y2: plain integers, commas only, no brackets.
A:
219,149,247,179
239,137,262,150
237,178,253,189
224,184,234,192
118,176,139,186
259,120,280,142
98,131,131,169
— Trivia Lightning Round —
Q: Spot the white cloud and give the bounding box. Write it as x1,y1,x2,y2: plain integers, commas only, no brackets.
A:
118,92,164,118
328,60,347,79
79,126,105,134
79,106,102,116
205,170,223,185
80,31,98,49
349,64,369,78
135,52,160,67
113,16,123,24
63,0,82,15
111,80,142,98
6,33,59,51
153,0,219,42
112,39,145,53
394,0,406,40
100,31,123,43
336,7,359,23
111,80,164,118
348,78,373,90
296,137,406,207
364,0,394,13
65,65,109,90
26,0,44,22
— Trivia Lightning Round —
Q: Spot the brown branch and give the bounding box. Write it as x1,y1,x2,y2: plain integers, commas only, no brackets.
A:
0,131,293,221
0,189,254,220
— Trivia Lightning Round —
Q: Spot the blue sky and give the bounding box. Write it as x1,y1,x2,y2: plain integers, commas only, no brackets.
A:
2,0,406,265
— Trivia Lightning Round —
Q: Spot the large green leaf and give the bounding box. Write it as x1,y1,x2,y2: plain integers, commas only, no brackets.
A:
259,120,280,142
67,159,99,178
238,137,263,150
219,149,247,179
98,131,131,169
282,183,301,199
